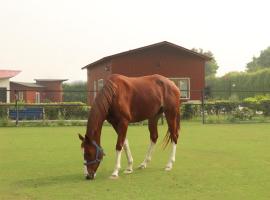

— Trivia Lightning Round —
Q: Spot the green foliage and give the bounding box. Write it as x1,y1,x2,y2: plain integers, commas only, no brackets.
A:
63,81,88,103
0,104,8,119
246,46,270,72
243,95,270,116
181,104,193,119
43,102,89,120
231,107,254,121
192,48,219,77
206,69,270,100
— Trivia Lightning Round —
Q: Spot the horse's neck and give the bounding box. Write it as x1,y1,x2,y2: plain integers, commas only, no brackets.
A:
86,107,106,144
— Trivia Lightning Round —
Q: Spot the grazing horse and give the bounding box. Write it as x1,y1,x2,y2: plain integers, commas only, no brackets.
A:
78,74,180,180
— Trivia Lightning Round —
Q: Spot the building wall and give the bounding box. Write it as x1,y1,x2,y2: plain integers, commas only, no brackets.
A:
112,46,205,100
35,81,63,102
0,78,10,103
86,46,206,104
10,83,42,103
86,61,112,105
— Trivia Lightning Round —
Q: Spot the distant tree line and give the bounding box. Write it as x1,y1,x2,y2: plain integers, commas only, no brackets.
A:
246,47,270,72
63,81,87,103
192,48,219,78
206,69,270,100
206,46,270,100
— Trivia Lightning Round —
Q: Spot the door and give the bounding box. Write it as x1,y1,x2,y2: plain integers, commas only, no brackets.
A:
0,87,7,103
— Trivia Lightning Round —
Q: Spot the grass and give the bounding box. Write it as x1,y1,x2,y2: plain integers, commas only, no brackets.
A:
0,122,270,200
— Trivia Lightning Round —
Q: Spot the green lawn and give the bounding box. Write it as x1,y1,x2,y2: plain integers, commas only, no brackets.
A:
0,122,270,200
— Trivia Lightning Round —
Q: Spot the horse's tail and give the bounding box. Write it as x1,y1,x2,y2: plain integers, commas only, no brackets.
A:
162,109,180,149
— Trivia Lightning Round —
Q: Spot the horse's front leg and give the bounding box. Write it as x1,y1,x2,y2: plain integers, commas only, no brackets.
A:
110,149,122,179
110,120,129,179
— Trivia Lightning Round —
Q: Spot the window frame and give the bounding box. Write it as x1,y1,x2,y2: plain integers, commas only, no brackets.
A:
169,77,191,100
35,92,40,104
18,91,24,101
97,79,104,91
93,80,97,99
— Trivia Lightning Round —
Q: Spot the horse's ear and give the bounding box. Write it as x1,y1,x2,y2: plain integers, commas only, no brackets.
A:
78,133,84,141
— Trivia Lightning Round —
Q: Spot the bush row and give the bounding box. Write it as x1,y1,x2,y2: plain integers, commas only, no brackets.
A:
180,95,270,120
206,69,270,100
0,102,89,120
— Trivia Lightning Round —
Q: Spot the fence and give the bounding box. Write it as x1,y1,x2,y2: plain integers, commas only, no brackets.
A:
0,89,270,127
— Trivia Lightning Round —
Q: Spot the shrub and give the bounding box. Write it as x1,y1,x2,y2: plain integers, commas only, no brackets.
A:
0,105,8,119
231,107,254,120
43,102,89,120
181,104,194,119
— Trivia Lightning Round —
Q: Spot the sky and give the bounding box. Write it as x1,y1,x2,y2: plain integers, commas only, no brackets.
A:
1,0,270,82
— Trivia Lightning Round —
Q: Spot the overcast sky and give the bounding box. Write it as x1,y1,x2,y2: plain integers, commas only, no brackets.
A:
1,0,270,82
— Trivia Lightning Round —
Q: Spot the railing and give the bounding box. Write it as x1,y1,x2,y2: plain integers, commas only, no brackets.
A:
0,89,270,126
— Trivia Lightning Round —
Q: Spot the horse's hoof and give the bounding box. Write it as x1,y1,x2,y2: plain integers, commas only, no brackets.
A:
124,169,133,174
109,175,119,180
138,164,146,169
165,166,172,171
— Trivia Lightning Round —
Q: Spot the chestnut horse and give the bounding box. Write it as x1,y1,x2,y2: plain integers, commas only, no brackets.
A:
78,74,180,180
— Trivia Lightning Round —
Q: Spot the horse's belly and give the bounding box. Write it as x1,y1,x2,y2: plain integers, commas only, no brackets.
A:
130,104,161,122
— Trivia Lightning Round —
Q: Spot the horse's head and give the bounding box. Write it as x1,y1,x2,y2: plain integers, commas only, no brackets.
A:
78,134,105,180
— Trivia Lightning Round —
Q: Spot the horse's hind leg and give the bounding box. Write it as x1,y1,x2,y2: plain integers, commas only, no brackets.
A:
123,138,134,174
164,110,179,171
139,115,160,169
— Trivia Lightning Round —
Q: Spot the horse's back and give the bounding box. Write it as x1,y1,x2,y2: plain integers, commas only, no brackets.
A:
108,74,179,100
107,74,180,121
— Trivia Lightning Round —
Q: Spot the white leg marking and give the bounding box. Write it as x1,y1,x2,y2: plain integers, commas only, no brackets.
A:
165,142,177,171
139,141,155,169
123,139,134,174
110,150,122,179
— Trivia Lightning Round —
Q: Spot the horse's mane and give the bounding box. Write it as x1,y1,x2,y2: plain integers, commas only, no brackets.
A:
87,80,117,132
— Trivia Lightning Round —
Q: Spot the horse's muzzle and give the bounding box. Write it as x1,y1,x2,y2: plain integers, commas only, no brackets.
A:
85,172,96,180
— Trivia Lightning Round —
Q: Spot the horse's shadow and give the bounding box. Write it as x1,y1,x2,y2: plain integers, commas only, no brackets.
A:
14,173,84,188
14,170,113,188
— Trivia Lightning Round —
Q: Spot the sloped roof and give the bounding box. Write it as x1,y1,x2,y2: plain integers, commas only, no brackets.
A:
0,70,21,79
35,79,68,82
11,82,45,88
82,41,211,69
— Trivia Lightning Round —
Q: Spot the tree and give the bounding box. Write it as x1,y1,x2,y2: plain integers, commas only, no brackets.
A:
63,81,87,103
246,46,270,72
192,48,219,77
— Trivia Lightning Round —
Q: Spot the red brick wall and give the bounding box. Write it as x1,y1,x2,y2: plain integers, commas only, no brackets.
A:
10,83,42,103
86,61,112,105
86,46,206,105
112,46,205,100
35,81,63,102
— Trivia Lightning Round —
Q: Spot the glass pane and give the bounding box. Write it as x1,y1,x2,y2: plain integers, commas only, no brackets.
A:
171,79,178,87
98,79,104,91
180,80,188,98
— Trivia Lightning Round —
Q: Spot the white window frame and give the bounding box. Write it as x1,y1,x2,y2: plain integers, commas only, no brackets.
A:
93,80,97,99
35,92,40,104
169,77,190,100
97,79,104,91
18,91,24,101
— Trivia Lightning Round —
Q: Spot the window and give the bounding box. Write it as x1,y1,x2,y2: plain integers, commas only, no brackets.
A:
18,91,24,101
35,92,40,104
93,81,97,98
97,79,104,91
170,78,190,99
0,87,7,103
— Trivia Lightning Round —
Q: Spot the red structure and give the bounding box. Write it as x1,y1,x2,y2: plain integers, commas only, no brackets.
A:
10,79,67,103
83,41,210,105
